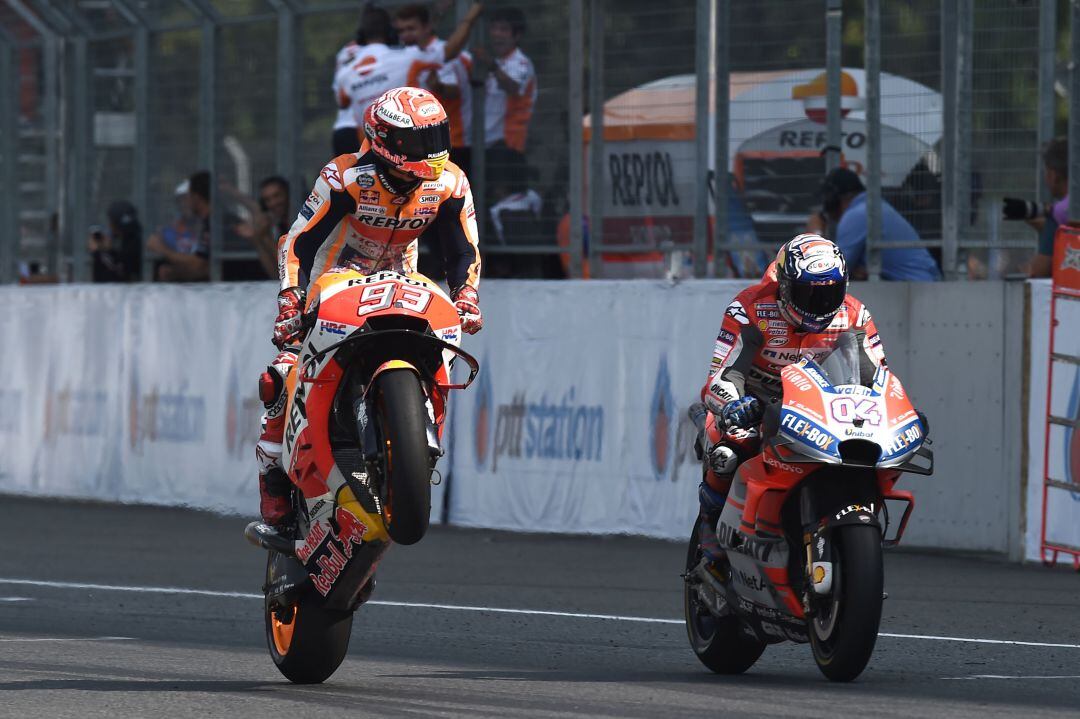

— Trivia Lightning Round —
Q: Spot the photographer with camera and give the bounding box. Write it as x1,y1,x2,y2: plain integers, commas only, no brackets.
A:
1003,137,1067,278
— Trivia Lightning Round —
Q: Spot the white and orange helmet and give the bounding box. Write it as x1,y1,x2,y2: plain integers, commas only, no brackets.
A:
363,87,451,181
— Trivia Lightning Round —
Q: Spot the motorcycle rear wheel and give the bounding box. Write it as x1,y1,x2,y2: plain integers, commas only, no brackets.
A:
265,553,353,684
684,517,766,674
374,368,432,545
809,524,883,682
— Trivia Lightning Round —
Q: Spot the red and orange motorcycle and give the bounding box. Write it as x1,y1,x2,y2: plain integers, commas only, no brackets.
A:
684,331,932,682
245,269,478,684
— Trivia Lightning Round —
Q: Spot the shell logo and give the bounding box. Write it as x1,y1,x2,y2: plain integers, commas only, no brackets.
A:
792,71,865,125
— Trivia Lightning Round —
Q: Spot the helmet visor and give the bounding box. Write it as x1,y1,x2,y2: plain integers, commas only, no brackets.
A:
790,280,846,319
389,122,451,162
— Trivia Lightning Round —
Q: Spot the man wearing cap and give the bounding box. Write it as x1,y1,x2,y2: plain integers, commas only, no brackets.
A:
820,167,941,281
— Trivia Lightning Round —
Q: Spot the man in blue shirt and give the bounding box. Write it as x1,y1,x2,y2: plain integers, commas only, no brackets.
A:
822,167,941,281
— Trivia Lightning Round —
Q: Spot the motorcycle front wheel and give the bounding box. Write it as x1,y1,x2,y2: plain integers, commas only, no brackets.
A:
265,553,353,684
374,368,432,545
809,524,883,682
684,517,766,674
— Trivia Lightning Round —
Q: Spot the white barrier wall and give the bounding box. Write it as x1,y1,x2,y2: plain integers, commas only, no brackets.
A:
0,280,1030,555
1,283,275,514
447,280,1027,554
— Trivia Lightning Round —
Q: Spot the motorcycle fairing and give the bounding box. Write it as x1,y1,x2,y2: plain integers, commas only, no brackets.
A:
778,359,926,467
279,269,465,606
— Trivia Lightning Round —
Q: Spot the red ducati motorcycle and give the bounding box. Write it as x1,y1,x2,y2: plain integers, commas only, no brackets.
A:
684,331,932,681
245,269,478,684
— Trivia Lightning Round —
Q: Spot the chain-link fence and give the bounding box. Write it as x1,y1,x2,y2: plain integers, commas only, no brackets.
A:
0,0,1070,284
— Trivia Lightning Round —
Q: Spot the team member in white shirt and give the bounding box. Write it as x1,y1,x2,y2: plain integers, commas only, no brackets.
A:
473,7,536,157
395,4,476,176
332,2,482,155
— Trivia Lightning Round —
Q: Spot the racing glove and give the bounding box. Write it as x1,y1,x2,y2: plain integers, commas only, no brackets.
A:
1002,197,1044,221
452,285,483,334
720,396,763,430
273,287,307,348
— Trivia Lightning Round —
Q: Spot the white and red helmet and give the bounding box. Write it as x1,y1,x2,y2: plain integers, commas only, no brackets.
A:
363,87,451,181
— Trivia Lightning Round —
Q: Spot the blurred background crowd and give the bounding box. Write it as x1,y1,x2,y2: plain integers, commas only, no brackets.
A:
0,0,1072,284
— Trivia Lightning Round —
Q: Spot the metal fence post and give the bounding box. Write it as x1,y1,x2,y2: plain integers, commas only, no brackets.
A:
692,0,711,278
941,0,958,279
271,0,300,192
865,0,882,280
824,0,842,172
1037,0,1057,202
69,34,91,282
568,0,585,279
7,0,61,276
714,0,729,274
1070,0,1080,222
183,0,222,281
954,0,973,278
588,0,605,278
111,0,153,281
464,1,487,249
0,28,15,283
134,26,151,281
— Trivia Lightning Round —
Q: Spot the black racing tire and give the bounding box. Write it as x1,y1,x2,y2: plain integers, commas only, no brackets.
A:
265,554,354,684
684,517,766,674
810,524,884,682
374,369,432,545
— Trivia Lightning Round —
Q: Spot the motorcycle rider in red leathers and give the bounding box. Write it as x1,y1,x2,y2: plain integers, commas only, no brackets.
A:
257,87,482,526
695,234,887,561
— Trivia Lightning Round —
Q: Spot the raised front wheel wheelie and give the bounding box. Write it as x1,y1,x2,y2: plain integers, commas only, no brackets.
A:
264,553,354,684
810,524,884,682
374,368,432,546
684,517,766,674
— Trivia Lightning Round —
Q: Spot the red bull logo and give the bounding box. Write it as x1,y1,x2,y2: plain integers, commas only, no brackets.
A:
300,508,369,597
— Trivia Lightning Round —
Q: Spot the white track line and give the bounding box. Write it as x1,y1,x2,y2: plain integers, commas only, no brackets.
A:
878,632,1080,649
0,636,132,643
2,577,1078,650
943,675,1080,681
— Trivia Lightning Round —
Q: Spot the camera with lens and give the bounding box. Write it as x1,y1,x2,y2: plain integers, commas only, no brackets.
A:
1001,197,1049,221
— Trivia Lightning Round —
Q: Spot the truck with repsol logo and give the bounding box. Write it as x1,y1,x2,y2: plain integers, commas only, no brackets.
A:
559,68,942,279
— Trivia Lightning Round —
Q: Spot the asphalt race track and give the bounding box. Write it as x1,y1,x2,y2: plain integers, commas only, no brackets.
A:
1,497,1079,718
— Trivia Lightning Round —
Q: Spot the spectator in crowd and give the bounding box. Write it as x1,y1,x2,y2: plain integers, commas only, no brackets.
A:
211,176,290,280
148,170,250,282
472,7,536,169
395,3,475,175
255,176,292,274
147,172,210,282
88,200,142,282
1005,137,1069,278
145,179,201,282
821,167,941,281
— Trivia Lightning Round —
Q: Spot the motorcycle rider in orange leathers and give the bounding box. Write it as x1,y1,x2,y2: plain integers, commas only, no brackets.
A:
256,87,482,526
695,234,888,560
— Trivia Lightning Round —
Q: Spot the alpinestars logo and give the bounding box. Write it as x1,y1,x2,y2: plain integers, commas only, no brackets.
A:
725,301,750,325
